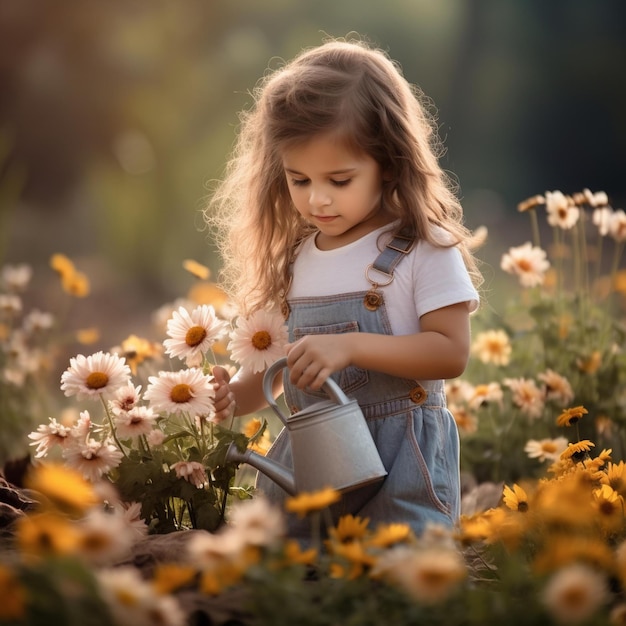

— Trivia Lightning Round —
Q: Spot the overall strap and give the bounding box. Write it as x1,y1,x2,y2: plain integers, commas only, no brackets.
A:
371,227,416,279
363,227,416,311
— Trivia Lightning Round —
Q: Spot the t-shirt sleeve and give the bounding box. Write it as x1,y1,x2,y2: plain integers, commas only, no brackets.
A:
413,241,479,319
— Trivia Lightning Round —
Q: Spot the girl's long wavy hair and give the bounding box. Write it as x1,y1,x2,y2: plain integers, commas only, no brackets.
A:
206,36,483,316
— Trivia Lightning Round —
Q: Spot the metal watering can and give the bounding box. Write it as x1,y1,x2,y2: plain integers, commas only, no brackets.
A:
225,357,387,495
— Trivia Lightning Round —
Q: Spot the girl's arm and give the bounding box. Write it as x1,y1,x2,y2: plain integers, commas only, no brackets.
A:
212,365,284,422
284,301,472,390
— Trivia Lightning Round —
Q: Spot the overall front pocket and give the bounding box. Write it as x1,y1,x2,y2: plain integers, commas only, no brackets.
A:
293,320,369,398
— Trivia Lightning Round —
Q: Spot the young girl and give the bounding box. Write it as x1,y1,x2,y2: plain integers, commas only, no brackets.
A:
207,37,481,538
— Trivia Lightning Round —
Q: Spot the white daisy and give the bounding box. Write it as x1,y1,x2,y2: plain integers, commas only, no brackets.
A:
76,508,135,566
524,437,569,462
372,545,466,605
583,188,609,207
22,309,55,333
593,206,613,236
609,209,626,242
98,565,187,626
1,263,32,292
228,309,289,373
28,417,72,458
500,242,550,288
0,293,22,317
144,368,215,416
62,437,124,482
163,304,229,367
545,190,580,230
229,496,286,547
96,567,162,626
543,563,607,624
187,526,247,567
114,405,157,440
60,351,132,400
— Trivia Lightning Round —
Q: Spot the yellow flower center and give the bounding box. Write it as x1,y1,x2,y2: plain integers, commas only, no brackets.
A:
185,325,207,347
85,372,109,390
170,383,193,403
251,330,272,350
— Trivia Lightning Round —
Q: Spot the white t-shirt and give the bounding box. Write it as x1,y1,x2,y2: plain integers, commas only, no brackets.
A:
288,223,479,335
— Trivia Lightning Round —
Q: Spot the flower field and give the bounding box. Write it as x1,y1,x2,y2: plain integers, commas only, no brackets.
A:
2,188,626,625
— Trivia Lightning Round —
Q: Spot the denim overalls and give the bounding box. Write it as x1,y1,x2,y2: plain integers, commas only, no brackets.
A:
256,230,461,539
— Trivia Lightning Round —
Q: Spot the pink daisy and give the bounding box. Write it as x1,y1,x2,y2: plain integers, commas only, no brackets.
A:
63,437,124,482
28,417,72,458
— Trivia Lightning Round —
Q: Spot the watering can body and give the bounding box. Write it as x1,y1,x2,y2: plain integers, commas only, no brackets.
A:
226,357,387,495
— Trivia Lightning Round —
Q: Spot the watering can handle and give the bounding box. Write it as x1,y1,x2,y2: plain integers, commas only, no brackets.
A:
262,357,352,425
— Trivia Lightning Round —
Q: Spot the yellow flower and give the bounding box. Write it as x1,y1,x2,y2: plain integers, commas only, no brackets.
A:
75,327,101,345
183,259,211,280
50,253,75,278
328,514,370,544
113,334,163,375
151,564,197,595
0,565,27,620
533,474,596,529
282,539,318,566
533,535,614,575
242,418,271,456
25,463,99,515
368,523,414,549
243,417,263,439
285,487,341,518
62,269,90,298
502,483,529,512
560,440,595,461
592,484,625,535
457,508,505,545
556,406,588,427
601,460,626,497
576,351,602,374
187,281,230,311
199,560,245,596
330,540,377,579
15,511,81,556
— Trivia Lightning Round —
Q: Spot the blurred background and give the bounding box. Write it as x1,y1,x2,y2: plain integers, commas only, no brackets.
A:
1,0,625,349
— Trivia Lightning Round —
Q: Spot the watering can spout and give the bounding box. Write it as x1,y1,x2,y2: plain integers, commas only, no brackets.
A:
225,442,296,495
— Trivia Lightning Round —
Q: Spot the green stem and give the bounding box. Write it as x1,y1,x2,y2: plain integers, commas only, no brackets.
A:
100,395,128,458
529,209,541,249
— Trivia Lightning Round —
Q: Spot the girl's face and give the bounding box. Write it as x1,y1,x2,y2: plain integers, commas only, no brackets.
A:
281,132,391,250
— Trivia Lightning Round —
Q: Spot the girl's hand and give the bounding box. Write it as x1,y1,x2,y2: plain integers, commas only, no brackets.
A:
212,365,236,423
285,334,352,390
